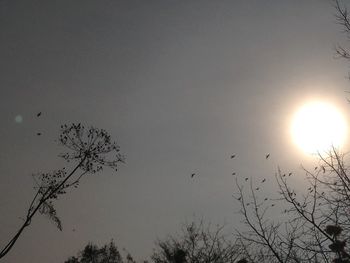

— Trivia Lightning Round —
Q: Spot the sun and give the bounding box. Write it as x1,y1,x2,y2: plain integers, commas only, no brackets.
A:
291,101,348,154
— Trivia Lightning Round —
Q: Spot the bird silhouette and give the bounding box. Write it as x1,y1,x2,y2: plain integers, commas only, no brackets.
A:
245,178,248,181
288,172,292,176
230,154,236,159
238,197,242,200
266,153,270,159
255,187,259,191
36,112,41,117
264,197,268,201
262,178,266,183
37,132,41,136
191,173,196,178
232,172,236,175
271,204,275,207
314,166,318,170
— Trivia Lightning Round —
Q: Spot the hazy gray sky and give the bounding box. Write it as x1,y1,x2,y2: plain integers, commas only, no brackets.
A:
1,0,350,262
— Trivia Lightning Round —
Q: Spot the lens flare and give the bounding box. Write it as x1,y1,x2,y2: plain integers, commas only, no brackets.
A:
15,115,23,123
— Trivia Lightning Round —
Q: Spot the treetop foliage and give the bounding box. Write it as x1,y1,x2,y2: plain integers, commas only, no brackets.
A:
151,220,241,263
64,240,135,263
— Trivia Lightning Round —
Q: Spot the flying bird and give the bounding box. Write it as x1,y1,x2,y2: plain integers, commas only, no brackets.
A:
230,154,236,159
36,112,41,117
191,173,196,178
265,153,270,159
288,172,292,176
262,179,266,183
264,197,268,201
37,132,41,136
255,187,259,191
245,178,248,181
232,172,236,175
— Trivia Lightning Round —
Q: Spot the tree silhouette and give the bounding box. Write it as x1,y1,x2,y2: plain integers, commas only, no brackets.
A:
233,2,350,262
234,148,350,262
334,0,350,64
64,240,133,263
151,220,242,263
0,123,124,260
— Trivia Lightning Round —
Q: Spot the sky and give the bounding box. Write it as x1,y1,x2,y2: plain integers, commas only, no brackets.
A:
1,0,350,262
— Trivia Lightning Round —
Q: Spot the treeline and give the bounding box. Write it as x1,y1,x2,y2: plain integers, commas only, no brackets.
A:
64,220,242,263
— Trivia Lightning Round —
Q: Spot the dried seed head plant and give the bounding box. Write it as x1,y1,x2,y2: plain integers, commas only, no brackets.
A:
0,123,124,260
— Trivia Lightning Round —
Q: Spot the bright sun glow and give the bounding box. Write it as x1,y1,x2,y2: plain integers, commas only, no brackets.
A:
291,101,347,154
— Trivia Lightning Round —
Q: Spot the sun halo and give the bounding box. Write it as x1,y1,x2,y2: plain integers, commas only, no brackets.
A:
291,101,347,155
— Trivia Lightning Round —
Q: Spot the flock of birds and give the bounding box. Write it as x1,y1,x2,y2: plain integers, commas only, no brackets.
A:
34,111,288,211
188,152,297,208
190,152,271,179
34,111,275,187
33,111,300,213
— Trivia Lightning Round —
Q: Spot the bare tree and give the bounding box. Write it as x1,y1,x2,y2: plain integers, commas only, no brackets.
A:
0,123,124,260
234,148,350,263
334,0,350,61
151,220,242,263
233,1,350,262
